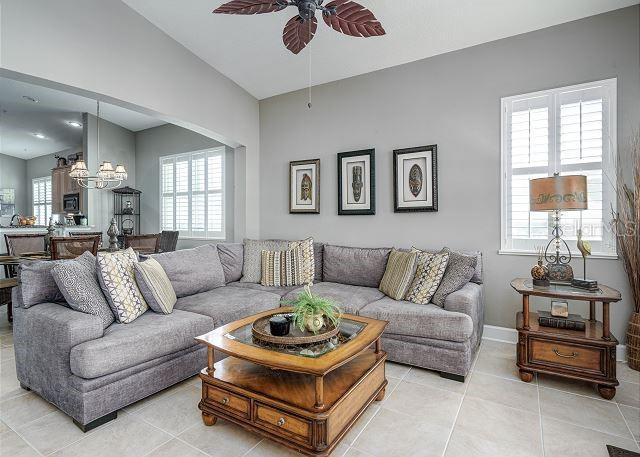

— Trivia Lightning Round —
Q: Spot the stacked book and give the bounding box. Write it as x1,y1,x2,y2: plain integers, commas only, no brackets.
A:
538,311,586,331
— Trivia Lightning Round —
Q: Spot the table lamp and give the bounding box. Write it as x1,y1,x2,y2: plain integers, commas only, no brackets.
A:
529,174,588,283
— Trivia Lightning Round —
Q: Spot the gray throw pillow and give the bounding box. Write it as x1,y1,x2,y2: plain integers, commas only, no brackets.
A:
431,248,478,307
241,239,289,283
19,260,66,308
217,243,244,283
52,252,115,328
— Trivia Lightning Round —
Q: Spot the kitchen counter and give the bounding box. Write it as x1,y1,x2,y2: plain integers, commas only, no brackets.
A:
0,226,97,254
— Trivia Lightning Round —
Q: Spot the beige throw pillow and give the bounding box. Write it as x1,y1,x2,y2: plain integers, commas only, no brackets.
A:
379,249,418,300
288,237,315,284
261,248,304,287
404,248,450,305
134,258,177,314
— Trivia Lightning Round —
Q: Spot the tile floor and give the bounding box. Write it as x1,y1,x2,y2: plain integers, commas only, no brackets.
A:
0,313,639,457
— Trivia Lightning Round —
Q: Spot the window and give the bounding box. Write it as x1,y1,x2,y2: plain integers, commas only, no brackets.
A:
32,177,52,226
160,148,225,239
501,79,617,256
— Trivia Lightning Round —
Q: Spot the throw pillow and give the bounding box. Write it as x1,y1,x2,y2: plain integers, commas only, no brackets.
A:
431,248,478,307
404,248,450,305
18,260,66,308
134,258,177,314
216,243,244,283
261,247,306,287
288,237,315,284
97,247,148,323
379,249,418,300
52,251,115,328
241,239,289,283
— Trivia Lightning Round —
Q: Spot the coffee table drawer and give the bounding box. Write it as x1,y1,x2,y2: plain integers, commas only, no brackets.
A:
530,339,604,375
204,386,250,419
254,403,311,444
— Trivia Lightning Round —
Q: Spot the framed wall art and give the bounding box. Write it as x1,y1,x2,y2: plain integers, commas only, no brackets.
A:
289,159,320,214
393,145,438,212
337,149,375,215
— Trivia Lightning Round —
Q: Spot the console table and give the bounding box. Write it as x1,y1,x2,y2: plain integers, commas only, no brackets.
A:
511,278,622,399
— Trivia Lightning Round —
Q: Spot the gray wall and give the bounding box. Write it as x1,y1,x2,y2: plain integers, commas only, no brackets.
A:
134,123,234,248
0,153,27,223
259,7,640,339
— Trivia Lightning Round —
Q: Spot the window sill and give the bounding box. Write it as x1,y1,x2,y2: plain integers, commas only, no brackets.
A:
178,236,227,241
498,249,618,260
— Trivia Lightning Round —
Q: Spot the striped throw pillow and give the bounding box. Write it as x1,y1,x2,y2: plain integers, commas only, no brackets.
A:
404,248,450,305
261,248,304,287
378,249,418,300
288,237,315,284
134,258,177,314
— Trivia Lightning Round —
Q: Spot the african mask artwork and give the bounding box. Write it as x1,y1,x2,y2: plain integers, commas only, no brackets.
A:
300,173,312,201
352,166,363,202
409,164,423,198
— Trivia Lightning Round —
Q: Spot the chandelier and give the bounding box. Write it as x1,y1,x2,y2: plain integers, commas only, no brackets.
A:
69,100,127,189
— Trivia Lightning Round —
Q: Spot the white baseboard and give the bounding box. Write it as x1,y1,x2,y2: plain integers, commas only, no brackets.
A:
482,324,627,362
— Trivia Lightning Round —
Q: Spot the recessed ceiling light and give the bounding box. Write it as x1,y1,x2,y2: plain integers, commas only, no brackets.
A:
33,133,46,139
22,95,39,103
67,121,83,128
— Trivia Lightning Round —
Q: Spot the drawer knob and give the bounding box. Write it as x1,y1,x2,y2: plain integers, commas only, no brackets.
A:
221,397,229,405
277,417,286,427
553,348,578,359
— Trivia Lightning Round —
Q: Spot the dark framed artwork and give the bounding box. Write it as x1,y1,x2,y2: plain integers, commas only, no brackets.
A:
337,149,375,215
393,145,438,212
289,159,320,214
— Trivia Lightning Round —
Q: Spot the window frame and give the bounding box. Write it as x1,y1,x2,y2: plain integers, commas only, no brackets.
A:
32,176,52,226
499,78,618,259
159,147,226,240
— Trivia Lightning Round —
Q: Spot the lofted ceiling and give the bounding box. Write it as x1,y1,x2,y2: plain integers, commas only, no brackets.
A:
123,0,638,99
0,77,166,160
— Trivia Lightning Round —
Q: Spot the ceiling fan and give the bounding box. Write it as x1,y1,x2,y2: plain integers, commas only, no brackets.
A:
213,0,386,54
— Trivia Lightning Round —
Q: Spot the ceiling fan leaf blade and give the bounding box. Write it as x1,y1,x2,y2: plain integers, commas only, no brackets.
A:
283,15,317,54
323,0,385,38
213,0,288,15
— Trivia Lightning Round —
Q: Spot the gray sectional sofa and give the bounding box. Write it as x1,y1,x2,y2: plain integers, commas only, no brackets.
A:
12,241,484,431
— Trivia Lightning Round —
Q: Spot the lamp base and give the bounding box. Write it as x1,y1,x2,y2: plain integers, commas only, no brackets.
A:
571,278,598,291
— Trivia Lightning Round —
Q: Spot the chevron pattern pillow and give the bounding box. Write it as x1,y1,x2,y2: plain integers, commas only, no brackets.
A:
404,248,450,305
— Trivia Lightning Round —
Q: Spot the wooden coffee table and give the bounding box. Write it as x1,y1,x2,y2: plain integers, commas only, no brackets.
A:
196,307,388,456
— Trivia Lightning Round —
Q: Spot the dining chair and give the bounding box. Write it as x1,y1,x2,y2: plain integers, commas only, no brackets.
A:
50,235,101,260
4,233,46,277
0,278,18,323
158,231,179,253
70,231,103,247
124,234,160,254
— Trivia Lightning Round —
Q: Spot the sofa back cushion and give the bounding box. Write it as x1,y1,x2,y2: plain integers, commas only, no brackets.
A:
323,245,391,288
313,242,324,282
150,244,225,297
18,260,66,308
216,243,244,283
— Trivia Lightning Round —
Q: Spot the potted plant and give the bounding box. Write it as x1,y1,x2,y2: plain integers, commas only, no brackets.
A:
284,284,342,333
612,130,640,371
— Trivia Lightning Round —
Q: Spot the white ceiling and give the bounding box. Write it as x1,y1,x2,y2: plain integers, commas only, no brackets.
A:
123,0,638,100
0,77,166,159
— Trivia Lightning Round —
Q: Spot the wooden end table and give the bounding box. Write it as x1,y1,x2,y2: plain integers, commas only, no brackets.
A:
195,307,388,457
511,278,622,399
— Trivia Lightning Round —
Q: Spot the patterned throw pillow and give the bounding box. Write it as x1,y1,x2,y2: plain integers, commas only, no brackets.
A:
404,248,450,305
288,237,315,284
261,246,307,287
431,248,478,307
134,258,177,314
97,248,148,323
379,249,418,300
52,251,115,328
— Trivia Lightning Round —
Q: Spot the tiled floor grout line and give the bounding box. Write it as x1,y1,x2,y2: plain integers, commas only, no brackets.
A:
536,374,546,457
440,360,474,457
3,420,47,457
540,411,637,441
615,402,640,450
140,435,176,457
240,439,264,457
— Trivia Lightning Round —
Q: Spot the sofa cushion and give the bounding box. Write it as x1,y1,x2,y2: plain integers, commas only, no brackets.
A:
359,297,474,342
70,309,213,379
150,244,225,297
174,286,281,327
313,242,324,281
323,245,391,288
19,260,66,308
227,281,299,297
241,239,289,283
432,248,477,307
282,282,385,315
217,243,244,283
134,258,177,314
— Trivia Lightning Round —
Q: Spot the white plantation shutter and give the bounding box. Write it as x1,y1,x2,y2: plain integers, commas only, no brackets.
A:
160,148,225,239
501,79,617,256
32,177,52,226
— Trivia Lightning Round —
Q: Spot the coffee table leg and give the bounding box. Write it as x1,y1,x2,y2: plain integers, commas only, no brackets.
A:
207,347,215,375
315,376,324,410
375,338,381,354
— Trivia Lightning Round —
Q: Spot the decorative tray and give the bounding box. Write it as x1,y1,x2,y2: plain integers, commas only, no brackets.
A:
251,314,339,345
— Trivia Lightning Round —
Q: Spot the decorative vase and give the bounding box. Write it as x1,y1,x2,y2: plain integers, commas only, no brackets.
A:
626,311,640,371
304,313,324,333
531,259,549,287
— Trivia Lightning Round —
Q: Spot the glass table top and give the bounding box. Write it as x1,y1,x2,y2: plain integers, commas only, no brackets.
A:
224,316,366,359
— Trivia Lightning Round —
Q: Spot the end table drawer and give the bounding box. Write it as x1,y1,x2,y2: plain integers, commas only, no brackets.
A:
254,403,311,444
530,339,604,374
205,386,250,419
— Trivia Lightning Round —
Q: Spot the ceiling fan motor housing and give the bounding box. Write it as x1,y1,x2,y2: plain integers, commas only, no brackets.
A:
297,0,317,20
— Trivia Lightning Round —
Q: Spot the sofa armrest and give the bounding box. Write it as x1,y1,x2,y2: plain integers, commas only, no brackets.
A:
13,303,104,389
443,282,484,342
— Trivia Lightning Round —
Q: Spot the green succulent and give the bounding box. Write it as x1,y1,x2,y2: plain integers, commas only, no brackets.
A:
281,284,342,333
